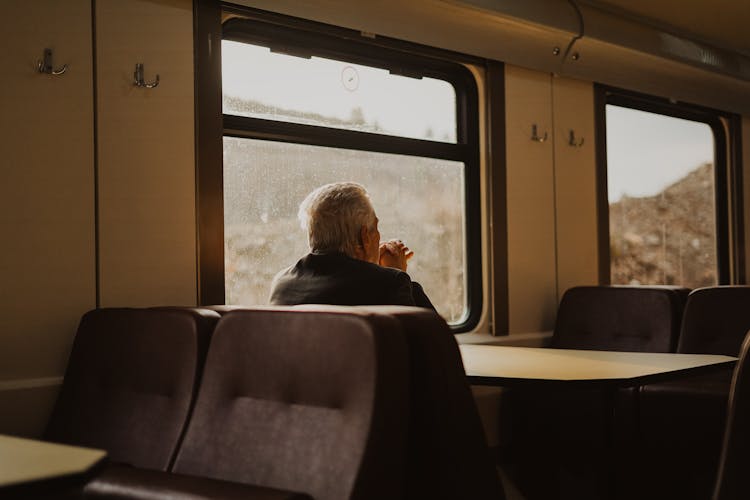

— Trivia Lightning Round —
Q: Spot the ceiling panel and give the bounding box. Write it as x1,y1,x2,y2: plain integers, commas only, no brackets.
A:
584,0,750,56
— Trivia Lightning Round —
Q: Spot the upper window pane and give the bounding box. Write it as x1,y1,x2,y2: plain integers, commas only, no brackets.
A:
222,40,458,142
606,104,717,287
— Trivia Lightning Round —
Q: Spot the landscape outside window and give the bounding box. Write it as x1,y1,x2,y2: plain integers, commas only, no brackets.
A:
606,104,717,287
222,40,469,323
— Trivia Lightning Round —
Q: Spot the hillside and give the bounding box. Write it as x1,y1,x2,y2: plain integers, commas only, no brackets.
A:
609,162,716,287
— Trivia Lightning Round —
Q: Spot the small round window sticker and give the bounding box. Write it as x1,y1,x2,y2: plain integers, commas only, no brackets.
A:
341,66,359,91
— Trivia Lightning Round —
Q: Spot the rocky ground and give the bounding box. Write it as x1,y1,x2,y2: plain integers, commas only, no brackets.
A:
609,162,716,287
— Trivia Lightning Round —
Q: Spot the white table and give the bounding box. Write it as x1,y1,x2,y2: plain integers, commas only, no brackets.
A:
0,434,106,493
460,344,737,388
459,345,737,499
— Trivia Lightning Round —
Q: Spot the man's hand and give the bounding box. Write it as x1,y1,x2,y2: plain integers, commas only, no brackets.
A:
379,239,414,272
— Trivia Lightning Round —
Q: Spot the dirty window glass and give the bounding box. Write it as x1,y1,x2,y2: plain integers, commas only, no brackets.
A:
223,137,468,323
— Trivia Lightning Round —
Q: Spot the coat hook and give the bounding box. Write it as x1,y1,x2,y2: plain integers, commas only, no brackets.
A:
568,130,584,147
37,48,67,75
531,124,548,142
133,63,159,88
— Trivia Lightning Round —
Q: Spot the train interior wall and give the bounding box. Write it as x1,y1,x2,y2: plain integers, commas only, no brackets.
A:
1,0,749,443
1,0,196,436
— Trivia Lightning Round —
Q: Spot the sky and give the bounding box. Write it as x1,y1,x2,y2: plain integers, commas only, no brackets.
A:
606,105,714,201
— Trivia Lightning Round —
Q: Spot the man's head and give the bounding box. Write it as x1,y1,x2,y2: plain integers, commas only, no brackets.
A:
298,182,380,263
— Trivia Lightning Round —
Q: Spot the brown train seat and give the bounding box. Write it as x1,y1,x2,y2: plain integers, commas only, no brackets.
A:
638,286,750,500
551,285,690,352
210,305,504,499
356,305,505,500
508,286,688,499
713,330,750,500
86,306,410,500
44,307,220,471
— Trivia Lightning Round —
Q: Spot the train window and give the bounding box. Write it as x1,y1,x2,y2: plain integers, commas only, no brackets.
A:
599,88,736,287
220,18,481,330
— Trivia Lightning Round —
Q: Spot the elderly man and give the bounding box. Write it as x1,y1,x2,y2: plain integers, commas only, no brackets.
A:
269,182,435,309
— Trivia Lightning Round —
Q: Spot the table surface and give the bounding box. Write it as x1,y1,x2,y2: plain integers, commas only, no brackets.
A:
0,434,106,488
460,345,738,388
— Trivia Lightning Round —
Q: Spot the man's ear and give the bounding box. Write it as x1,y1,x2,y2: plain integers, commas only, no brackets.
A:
351,225,369,261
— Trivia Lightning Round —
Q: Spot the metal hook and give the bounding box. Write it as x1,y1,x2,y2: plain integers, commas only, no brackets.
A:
133,63,159,88
568,130,584,147
37,48,67,75
531,124,548,143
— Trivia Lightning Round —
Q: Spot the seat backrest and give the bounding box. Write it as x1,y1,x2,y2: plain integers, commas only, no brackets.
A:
357,305,505,500
678,286,750,356
551,286,689,352
44,307,220,470
201,305,245,315
712,331,750,500
171,306,410,500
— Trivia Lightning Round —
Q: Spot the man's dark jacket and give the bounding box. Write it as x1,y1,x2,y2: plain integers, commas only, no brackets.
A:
269,252,435,310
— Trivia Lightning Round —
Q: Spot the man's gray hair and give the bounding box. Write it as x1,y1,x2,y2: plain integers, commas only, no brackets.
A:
298,182,377,257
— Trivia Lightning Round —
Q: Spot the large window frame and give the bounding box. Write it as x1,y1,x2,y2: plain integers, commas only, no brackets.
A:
200,6,483,331
595,85,745,286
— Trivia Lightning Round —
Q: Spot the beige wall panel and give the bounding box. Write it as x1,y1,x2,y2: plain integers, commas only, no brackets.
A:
97,0,196,307
0,0,95,382
552,76,599,299
505,65,557,333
